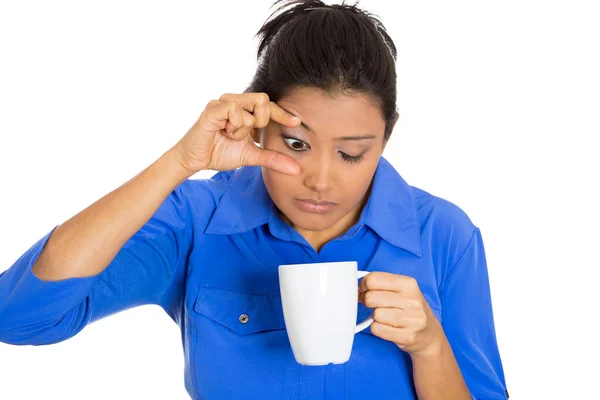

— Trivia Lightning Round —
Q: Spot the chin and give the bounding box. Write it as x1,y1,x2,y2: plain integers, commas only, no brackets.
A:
283,209,340,232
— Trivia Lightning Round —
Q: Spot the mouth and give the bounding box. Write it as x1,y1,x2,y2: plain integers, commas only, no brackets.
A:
295,199,337,214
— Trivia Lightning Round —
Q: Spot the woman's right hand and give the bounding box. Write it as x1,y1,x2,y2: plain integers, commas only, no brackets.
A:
172,92,302,176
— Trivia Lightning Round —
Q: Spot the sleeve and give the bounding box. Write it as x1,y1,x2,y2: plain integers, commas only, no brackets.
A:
0,182,192,346
440,227,509,400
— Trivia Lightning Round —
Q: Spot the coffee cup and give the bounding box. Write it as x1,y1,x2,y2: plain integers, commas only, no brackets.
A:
278,261,373,365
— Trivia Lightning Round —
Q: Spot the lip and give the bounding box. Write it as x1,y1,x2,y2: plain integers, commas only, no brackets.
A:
295,199,337,214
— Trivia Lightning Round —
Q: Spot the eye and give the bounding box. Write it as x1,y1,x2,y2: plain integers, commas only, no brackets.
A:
339,152,365,164
282,136,309,152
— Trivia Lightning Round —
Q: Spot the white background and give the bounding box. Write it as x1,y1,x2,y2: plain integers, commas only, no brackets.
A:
1,0,598,399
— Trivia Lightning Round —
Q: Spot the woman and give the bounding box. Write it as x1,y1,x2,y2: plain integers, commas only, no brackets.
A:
0,1,508,399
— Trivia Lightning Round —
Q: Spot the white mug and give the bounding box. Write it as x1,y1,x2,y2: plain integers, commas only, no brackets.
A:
278,261,373,366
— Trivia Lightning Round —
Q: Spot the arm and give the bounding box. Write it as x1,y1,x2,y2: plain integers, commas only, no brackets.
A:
0,147,194,345
31,147,190,281
411,335,471,400
0,91,301,346
358,228,508,399
439,227,509,400
360,273,471,400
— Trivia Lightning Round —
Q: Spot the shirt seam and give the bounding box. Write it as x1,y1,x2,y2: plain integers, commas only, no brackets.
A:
197,284,280,298
157,182,195,307
203,171,239,234
438,227,478,295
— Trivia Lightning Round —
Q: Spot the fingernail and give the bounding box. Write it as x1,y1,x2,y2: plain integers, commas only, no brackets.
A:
291,116,300,123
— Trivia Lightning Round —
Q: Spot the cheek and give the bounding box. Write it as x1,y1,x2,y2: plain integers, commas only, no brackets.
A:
262,169,297,201
261,130,283,151
337,166,376,203
340,181,369,205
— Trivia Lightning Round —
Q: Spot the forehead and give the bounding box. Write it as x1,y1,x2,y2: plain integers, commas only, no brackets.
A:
275,87,386,137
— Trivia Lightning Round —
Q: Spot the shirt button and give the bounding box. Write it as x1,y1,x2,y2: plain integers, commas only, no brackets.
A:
239,314,250,324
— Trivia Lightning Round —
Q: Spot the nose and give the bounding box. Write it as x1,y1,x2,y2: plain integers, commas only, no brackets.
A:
303,154,333,194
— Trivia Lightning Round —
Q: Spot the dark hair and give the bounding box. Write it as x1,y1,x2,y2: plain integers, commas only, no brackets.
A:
246,0,399,141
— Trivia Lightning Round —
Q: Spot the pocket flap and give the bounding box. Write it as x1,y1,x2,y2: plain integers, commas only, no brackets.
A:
193,285,286,335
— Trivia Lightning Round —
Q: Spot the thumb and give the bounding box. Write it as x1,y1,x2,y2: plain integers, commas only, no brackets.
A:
243,144,301,175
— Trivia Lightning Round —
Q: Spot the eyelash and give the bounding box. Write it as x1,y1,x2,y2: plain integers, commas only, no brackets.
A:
281,134,365,164
340,152,365,164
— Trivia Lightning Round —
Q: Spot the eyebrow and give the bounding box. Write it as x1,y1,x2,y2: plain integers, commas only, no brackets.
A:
280,106,377,141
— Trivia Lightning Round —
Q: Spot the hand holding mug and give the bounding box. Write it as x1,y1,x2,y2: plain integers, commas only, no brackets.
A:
358,272,444,357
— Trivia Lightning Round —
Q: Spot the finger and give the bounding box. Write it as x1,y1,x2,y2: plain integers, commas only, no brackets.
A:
373,307,406,328
219,93,270,127
370,321,399,343
269,101,301,128
250,93,270,128
359,272,418,294
219,93,300,128
242,144,301,175
205,101,243,135
205,99,221,109
360,290,406,309
224,102,245,136
228,110,256,141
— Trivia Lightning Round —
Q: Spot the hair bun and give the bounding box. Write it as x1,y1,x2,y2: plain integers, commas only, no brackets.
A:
248,0,399,141
256,1,328,60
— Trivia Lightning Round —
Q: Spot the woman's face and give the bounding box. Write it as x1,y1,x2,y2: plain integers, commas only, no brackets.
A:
257,86,388,234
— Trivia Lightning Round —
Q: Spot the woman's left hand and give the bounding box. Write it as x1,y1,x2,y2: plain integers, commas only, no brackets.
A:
358,271,444,357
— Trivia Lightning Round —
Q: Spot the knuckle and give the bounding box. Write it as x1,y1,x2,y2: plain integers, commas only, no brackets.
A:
408,298,420,309
223,122,234,135
372,308,384,321
206,99,219,109
244,115,255,128
256,92,270,105
398,295,418,310
371,322,384,337
268,152,280,169
364,273,377,289
263,152,278,170
219,93,232,101
406,276,418,287
396,332,409,345
407,332,417,344
254,118,268,129
363,291,376,307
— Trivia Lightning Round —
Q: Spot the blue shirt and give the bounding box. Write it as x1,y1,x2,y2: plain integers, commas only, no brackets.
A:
0,157,508,399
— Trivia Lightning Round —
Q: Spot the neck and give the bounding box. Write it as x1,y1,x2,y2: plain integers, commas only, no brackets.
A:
281,193,370,253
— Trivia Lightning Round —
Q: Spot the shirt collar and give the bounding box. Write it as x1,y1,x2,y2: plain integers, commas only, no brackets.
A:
204,157,422,257
204,167,273,235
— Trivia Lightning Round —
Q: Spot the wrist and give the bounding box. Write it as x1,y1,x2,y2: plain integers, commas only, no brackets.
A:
408,331,447,361
162,147,197,182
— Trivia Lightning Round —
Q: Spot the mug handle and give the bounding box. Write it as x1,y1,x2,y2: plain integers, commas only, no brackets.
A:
355,271,374,333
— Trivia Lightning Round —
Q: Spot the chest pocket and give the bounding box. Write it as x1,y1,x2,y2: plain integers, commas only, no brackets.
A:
193,285,286,335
